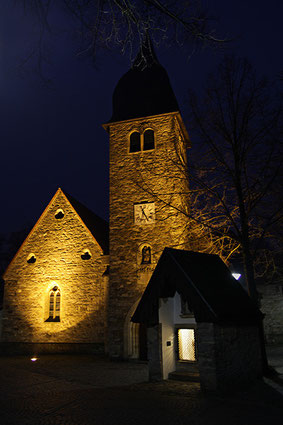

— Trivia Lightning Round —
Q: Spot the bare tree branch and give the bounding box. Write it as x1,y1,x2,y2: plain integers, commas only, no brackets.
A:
187,56,283,301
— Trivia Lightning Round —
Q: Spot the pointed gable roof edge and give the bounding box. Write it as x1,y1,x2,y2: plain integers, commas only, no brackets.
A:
3,188,109,279
132,248,263,326
62,190,109,254
3,188,62,279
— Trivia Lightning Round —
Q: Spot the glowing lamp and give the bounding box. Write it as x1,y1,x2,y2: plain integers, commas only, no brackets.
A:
31,357,38,362
232,273,241,280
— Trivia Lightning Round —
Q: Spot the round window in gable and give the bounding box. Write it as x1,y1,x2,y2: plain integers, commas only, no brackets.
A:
81,250,91,260
55,209,64,219
27,253,36,264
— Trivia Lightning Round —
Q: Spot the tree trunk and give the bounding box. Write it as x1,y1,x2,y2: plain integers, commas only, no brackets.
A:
235,167,269,374
242,240,269,374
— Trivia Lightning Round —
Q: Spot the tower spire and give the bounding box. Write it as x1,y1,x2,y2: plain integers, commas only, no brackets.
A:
133,34,158,70
107,35,179,123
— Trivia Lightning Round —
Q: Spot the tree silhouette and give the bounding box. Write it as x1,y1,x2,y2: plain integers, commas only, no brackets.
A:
17,0,227,75
188,57,282,303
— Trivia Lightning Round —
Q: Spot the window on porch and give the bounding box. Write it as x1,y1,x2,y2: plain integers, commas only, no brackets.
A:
178,328,196,361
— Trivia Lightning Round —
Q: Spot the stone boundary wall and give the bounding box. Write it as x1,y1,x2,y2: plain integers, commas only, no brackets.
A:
197,323,262,393
0,342,105,356
259,284,283,344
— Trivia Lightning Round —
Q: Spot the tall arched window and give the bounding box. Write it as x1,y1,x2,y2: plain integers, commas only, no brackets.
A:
143,129,155,150
46,286,61,322
129,131,141,153
141,246,151,264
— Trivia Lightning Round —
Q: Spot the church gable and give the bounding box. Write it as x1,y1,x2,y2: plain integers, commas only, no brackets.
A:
4,188,107,278
2,188,108,345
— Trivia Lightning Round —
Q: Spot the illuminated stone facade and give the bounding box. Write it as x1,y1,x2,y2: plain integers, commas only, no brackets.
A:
1,42,192,357
105,112,190,358
1,189,109,352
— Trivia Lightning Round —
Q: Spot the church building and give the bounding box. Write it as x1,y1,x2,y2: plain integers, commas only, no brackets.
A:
1,188,109,353
1,40,192,358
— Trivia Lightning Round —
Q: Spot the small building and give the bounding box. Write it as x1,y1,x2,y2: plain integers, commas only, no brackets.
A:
1,188,109,354
132,248,264,392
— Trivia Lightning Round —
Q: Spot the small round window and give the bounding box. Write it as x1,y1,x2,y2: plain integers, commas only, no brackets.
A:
81,250,91,260
27,253,36,264
55,209,64,219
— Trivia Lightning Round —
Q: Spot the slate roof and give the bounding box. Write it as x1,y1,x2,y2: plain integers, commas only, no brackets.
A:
132,248,263,326
108,37,179,123
63,191,109,254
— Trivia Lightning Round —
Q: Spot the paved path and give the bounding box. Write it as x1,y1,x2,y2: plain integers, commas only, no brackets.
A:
0,354,283,425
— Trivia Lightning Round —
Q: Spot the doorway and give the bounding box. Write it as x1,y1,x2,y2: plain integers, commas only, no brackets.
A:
128,322,147,360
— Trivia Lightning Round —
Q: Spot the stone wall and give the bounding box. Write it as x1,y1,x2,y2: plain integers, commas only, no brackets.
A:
107,112,190,358
259,284,283,344
197,322,262,393
1,189,109,352
0,309,2,339
147,324,163,381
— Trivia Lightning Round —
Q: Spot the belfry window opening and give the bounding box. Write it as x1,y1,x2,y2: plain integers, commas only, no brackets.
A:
129,129,155,153
129,131,141,153
143,129,155,150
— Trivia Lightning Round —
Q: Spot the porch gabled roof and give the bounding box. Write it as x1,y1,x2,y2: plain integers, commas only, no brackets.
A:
132,248,263,326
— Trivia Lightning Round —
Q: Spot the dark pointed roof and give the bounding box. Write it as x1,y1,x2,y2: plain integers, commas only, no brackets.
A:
132,248,263,326
63,191,109,254
108,37,179,123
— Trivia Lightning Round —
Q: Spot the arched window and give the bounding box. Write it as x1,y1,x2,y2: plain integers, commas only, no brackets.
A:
143,129,155,151
141,246,151,264
46,286,61,322
129,131,141,153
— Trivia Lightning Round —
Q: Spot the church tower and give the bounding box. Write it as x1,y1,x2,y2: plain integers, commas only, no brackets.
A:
104,40,191,359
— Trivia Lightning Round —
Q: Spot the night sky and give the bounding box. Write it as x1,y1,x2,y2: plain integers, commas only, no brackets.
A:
0,1,282,234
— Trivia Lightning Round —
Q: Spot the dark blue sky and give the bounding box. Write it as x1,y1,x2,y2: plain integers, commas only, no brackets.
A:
0,0,282,233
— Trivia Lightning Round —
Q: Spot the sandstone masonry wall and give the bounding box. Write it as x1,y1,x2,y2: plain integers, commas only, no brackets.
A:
108,112,190,358
1,190,108,350
259,284,283,344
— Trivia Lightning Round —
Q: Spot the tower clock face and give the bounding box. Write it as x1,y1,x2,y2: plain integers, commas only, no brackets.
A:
134,202,155,225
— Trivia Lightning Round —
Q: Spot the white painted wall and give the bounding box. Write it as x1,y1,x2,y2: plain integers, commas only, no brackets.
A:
159,293,196,379
159,297,176,379
174,292,196,325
